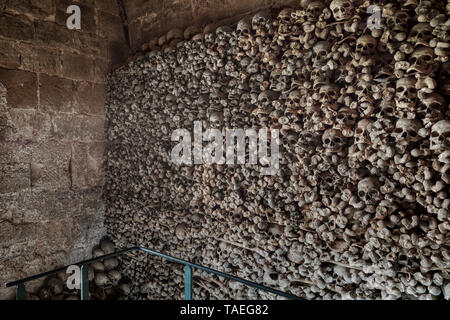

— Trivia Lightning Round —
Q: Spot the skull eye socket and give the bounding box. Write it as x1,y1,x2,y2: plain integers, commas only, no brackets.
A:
394,128,403,134
409,131,417,137
368,43,374,48
337,114,345,120
324,138,331,144
358,191,365,197
294,98,300,103
329,91,336,97
355,128,363,135
431,131,439,138
369,191,378,197
396,86,405,93
333,137,341,143
423,55,432,62
410,57,417,64
386,107,394,113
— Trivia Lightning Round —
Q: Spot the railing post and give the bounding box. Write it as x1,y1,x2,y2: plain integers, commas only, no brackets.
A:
184,265,192,300
16,283,26,300
80,264,89,300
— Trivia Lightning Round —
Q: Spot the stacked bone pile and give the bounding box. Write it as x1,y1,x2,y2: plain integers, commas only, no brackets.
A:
105,0,450,300
26,238,131,300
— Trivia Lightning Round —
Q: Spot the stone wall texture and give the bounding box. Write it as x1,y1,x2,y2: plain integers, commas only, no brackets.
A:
0,0,128,299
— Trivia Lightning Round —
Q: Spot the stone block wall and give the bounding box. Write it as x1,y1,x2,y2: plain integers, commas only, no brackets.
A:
0,0,128,299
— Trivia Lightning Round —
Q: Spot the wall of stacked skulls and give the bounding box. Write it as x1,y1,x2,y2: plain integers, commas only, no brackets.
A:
104,0,450,300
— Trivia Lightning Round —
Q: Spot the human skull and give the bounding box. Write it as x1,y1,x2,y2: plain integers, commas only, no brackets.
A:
313,41,331,66
385,10,411,32
252,12,271,30
269,69,290,92
258,90,278,107
358,177,382,205
335,107,358,129
297,131,321,152
392,119,422,144
407,46,438,75
236,18,251,36
330,0,354,21
430,120,450,151
306,1,325,21
408,23,433,45
278,8,294,25
319,84,340,105
418,92,446,125
354,119,374,144
287,90,302,109
322,129,347,153
395,77,417,103
356,35,377,56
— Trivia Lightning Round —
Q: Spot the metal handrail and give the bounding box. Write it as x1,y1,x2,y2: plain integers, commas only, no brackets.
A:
5,246,303,300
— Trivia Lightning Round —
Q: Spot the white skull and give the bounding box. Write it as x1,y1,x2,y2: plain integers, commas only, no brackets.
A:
407,46,438,75
354,119,374,144
358,177,382,205
395,77,417,103
236,18,251,36
430,120,450,151
330,0,354,21
356,35,377,56
408,23,433,45
312,41,330,66
322,129,346,152
392,119,422,144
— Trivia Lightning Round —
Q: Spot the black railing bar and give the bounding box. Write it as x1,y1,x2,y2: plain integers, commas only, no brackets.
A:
137,247,303,300
5,246,303,300
5,247,140,288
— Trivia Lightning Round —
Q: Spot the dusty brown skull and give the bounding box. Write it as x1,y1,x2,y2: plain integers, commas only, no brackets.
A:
252,12,271,31
335,107,358,129
354,119,374,144
306,1,325,21
407,46,438,75
330,0,354,21
418,92,446,125
395,77,417,103
319,84,340,105
278,8,294,25
322,128,346,153
358,177,382,205
385,10,411,32
392,119,422,144
297,131,321,152
408,23,433,45
430,120,450,151
287,90,302,109
356,35,377,56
